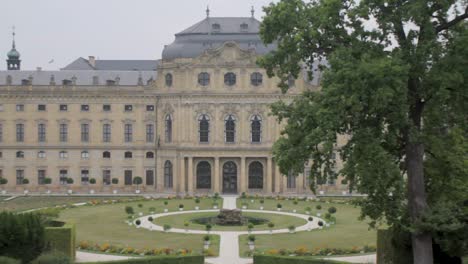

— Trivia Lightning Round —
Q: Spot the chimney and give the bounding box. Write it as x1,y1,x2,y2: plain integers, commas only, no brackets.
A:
88,56,96,68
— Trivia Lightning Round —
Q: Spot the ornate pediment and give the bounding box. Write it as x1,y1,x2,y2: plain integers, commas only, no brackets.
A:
194,41,257,66
247,104,266,121
162,103,174,115
220,103,239,120
193,103,213,119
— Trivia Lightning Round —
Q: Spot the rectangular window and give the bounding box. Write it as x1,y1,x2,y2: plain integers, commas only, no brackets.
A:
59,104,68,111
146,170,154,186
16,170,25,185
59,170,68,185
146,105,154,111
124,170,132,185
124,124,133,142
16,124,24,142
38,124,46,142
124,105,133,112
287,172,296,189
81,105,89,111
38,104,46,111
59,124,68,142
59,151,68,159
103,104,111,112
81,124,90,142
38,170,46,185
81,170,89,185
103,170,111,185
0,124,3,142
16,104,24,112
102,124,111,142
146,124,154,143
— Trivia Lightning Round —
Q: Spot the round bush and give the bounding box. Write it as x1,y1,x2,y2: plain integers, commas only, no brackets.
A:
318,221,324,226
125,206,134,215
66,178,74,184
260,199,265,204
203,235,211,241
147,216,153,222
135,220,141,226
195,198,200,203
137,203,143,208
22,178,30,184
179,204,184,208
248,235,256,242
293,200,298,205
248,223,254,230
328,206,337,214
89,178,96,184
0,178,8,185
163,201,168,206
268,222,275,228
277,203,282,208
316,204,322,210
111,178,119,184
32,253,71,264
308,216,313,222
163,224,171,231
205,224,212,231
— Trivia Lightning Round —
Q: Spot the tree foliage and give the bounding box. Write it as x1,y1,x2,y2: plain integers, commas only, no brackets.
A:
259,0,468,260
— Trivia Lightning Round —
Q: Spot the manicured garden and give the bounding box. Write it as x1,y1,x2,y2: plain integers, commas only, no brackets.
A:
58,197,221,256
154,211,307,231
236,197,377,257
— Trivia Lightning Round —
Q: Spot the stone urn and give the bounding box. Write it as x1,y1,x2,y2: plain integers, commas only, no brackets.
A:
113,190,118,194
260,206,264,210
135,189,141,194
23,190,29,195
89,189,95,194
67,189,73,195
248,241,255,250
195,206,199,210
164,208,168,213
317,213,321,217
292,209,297,213
203,240,211,250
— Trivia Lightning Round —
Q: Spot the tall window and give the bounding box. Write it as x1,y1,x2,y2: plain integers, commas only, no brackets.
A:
38,170,46,185
103,124,111,142
81,124,90,142
199,115,210,143
165,115,172,143
287,171,296,189
165,73,173,87
59,124,68,142
250,72,263,86
124,170,133,185
124,124,133,142
37,123,46,142
124,151,133,159
16,151,24,158
16,170,25,185
146,124,154,143
146,152,154,158
251,115,262,143
198,72,210,86
164,160,173,188
16,124,24,142
59,170,68,185
81,170,89,185
0,124,2,142
146,170,154,186
102,170,111,185
248,161,264,189
224,115,236,143
196,161,211,189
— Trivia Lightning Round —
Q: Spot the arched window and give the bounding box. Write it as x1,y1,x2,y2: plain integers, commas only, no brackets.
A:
196,161,211,189
165,114,172,143
224,72,236,86
146,151,154,158
198,72,210,86
250,72,263,86
251,115,262,143
164,160,173,188
103,151,111,158
224,115,236,143
248,161,263,189
165,73,173,87
199,115,210,143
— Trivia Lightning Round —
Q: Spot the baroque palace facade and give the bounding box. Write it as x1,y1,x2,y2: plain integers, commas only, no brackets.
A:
0,14,346,195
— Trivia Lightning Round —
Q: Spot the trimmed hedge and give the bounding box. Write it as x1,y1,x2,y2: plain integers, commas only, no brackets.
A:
44,224,76,260
84,255,204,264
253,255,349,264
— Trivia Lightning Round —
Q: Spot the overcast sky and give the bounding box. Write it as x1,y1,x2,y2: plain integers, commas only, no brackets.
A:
1,0,276,70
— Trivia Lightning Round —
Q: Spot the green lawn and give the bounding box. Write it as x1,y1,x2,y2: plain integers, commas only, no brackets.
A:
154,211,306,231
0,196,138,212
237,198,377,256
58,198,221,256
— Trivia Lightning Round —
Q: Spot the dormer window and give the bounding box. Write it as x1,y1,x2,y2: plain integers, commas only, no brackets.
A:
240,23,249,32
62,79,73,86
21,79,31,86
106,80,116,86
165,73,173,87
212,23,221,32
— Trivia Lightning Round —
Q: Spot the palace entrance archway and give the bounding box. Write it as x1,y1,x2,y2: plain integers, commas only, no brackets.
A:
222,161,237,194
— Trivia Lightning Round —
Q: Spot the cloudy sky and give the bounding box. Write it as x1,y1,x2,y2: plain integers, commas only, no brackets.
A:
1,0,276,70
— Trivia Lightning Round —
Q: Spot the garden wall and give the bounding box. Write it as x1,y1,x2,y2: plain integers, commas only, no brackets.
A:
84,255,204,264
44,223,76,260
253,255,348,264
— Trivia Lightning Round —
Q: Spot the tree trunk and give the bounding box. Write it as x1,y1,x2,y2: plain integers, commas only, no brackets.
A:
406,98,433,264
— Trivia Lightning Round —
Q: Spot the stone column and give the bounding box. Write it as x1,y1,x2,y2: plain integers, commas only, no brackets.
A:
240,157,246,193
172,158,178,194
274,165,281,194
187,157,193,194
214,157,220,193
266,157,272,194
179,156,185,194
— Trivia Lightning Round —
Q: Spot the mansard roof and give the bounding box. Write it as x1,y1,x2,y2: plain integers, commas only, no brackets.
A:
162,17,277,60
62,57,159,71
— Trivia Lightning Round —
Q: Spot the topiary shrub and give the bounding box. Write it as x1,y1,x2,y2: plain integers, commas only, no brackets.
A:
318,221,324,227
32,252,71,264
163,224,171,232
0,178,8,185
148,216,153,222
111,178,119,184
248,223,254,231
277,203,282,209
205,224,212,232
268,222,275,229
203,235,211,242
66,178,74,184
44,178,52,185
22,178,30,184
316,205,322,210
195,198,200,204
308,216,313,222
328,207,337,214
248,235,256,242
138,203,143,208
89,178,96,184
135,220,141,226
125,206,134,215
179,204,184,209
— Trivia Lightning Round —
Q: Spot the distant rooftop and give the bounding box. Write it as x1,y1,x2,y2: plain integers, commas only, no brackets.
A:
62,57,159,71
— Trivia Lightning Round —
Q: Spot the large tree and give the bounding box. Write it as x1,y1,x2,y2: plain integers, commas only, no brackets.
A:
259,0,468,263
